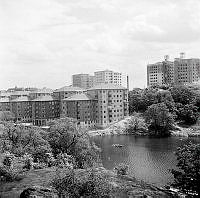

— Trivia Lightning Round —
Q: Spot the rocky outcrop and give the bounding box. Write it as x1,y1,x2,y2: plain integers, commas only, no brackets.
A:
20,186,58,198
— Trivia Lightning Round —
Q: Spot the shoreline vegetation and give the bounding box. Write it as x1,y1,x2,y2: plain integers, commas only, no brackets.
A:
88,116,200,137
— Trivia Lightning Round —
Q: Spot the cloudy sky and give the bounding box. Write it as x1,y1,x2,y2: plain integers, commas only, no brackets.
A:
1,0,200,90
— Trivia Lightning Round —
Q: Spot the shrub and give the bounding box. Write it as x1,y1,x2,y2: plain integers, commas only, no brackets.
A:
51,168,113,198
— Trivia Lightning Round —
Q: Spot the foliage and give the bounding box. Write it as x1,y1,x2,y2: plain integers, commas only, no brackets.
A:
47,118,101,168
176,103,199,125
125,114,147,135
0,111,15,122
51,168,113,198
0,123,51,158
114,163,128,176
171,142,200,197
145,103,175,136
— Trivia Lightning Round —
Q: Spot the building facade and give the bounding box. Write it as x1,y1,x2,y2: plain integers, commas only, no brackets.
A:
61,93,97,127
72,74,95,89
94,70,122,86
32,95,60,126
10,96,32,122
174,54,200,85
0,98,11,111
87,84,129,128
53,86,85,100
29,88,53,100
147,56,174,87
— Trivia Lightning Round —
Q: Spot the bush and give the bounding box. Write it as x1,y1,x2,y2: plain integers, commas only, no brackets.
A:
114,163,128,176
51,168,113,198
0,165,24,182
171,142,200,197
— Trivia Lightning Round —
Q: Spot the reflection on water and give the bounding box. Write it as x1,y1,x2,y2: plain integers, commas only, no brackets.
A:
93,135,200,187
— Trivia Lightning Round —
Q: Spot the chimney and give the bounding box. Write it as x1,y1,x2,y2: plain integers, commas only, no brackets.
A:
127,75,129,91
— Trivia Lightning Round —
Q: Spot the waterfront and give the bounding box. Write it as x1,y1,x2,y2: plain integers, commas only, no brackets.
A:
94,135,200,187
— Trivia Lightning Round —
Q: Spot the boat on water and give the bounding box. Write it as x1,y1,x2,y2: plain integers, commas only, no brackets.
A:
112,144,124,148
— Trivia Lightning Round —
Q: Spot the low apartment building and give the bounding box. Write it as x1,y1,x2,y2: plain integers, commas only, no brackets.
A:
61,93,97,128
32,95,60,126
0,98,11,111
29,88,53,100
10,96,32,122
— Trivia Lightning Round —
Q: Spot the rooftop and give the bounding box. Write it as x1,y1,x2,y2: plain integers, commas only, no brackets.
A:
88,83,127,90
0,97,10,103
54,86,85,93
32,95,57,102
11,96,29,102
63,93,95,101
31,88,53,94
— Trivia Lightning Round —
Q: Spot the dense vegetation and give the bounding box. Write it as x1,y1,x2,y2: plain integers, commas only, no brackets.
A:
171,142,200,197
128,85,200,136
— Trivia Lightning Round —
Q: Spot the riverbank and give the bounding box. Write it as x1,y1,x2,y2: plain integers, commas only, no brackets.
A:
88,117,200,138
0,167,179,198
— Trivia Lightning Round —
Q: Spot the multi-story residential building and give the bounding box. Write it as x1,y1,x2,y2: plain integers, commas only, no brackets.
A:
32,95,60,126
53,86,85,100
87,83,129,128
174,53,200,85
72,74,94,89
94,70,122,86
29,88,53,100
10,96,32,122
0,98,11,111
61,93,97,127
147,55,174,87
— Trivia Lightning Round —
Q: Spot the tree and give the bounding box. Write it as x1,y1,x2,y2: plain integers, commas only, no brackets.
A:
0,111,15,122
176,103,199,125
145,103,174,136
0,122,51,158
171,142,200,197
47,118,100,168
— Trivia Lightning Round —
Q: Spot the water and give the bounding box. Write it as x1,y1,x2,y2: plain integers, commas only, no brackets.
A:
93,135,200,187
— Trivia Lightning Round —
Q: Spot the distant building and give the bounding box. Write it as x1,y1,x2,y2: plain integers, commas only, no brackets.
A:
87,83,128,128
61,93,97,128
72,74,94,89
29,88,53,100
10,96,32,122
0,98,11,111
32,95,60,126
147,55,174,87
94,70,122,86
10,91,30,100
174,53,200,85
53,86,85,100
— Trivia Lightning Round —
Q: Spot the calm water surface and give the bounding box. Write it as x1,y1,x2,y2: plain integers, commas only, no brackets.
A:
93,135,200,187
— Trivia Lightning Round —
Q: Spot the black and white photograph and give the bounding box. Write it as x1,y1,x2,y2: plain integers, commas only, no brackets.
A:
0,0,200,197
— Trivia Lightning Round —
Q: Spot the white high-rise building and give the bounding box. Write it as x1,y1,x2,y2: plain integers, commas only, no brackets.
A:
94,70,122,86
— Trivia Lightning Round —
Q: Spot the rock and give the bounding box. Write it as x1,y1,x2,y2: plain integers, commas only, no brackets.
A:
20,186,58,198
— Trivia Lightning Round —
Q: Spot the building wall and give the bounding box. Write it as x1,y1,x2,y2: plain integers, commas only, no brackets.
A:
94,70,122,86
0,102,11,111
61,100,97,127
72,74,94,89
10,101,32,122
87,89,128,128
174,58,200,85
32,100,60,126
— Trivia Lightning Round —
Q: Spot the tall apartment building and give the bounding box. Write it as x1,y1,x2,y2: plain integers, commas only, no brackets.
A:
174,53,200,85
147,55,174,87
72,74,94,89
94,70,122,85
87,83,129,128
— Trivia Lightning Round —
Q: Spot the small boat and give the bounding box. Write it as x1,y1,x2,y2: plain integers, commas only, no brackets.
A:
112,144,124,148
